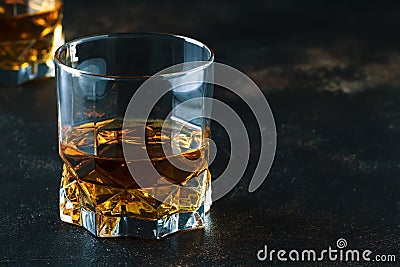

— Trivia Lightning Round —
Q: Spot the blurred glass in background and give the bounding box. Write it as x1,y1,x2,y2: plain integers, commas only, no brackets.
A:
0,0,64,84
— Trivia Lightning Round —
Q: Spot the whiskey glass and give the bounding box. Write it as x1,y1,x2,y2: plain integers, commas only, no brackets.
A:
54,33,214,239
0,0,64,84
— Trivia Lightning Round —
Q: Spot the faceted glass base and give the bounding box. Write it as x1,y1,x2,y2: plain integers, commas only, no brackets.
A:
59,171,211,239
0,24,64,85
0,61,54,85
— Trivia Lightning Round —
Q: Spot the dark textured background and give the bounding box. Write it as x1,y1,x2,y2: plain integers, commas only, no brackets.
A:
1,0,400,265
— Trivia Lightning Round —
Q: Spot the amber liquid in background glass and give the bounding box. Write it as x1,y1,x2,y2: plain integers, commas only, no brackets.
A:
60,118,209,223
0,1,62,70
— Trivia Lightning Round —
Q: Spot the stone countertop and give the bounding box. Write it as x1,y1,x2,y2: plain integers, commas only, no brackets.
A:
1,0,400,265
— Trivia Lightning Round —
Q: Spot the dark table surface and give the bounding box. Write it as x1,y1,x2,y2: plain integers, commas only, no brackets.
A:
1,0,400,266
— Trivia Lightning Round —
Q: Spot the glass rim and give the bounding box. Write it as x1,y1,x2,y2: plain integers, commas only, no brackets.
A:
54,32,214,80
